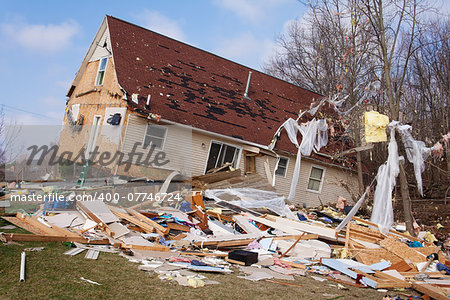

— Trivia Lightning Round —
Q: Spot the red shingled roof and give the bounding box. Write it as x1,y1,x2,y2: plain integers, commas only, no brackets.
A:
106,16,322,146
106,16,359,170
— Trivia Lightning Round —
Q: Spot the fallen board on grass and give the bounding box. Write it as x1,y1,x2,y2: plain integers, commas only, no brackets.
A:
3,233,110,244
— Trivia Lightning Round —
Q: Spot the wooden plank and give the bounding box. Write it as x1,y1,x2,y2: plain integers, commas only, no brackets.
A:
77,201,114,237
412,282,448,300
206,211,233,222
126,208,169,235
375,271,411,287
3,233,109,244
379,237,427,264
2,216,46,235
166,222,190,232
121,243,170,252
108,206,157,235
180,251,228,257
280,233,306,258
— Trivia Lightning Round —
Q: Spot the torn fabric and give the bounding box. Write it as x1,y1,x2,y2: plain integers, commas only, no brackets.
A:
370,122,399,233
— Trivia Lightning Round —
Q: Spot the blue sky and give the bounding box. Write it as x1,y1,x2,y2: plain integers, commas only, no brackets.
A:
0,0,307,125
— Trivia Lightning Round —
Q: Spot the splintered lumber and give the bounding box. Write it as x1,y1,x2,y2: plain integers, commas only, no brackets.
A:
2,216,47,235
3,233,109,244
262,215,337,241
121,243,170,252
412,282,448,300
16,213,80,238
108,206,160,235
181,251,228,257
280,233,306,258
374,271,411,288
379,237,427,264
166,223,190,232
206,211,233,222
347,222,385,243
77,201,114,237
125,208,169,235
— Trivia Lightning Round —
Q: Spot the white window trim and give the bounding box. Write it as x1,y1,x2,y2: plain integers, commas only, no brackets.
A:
275,156,289,178
306,164,326,193
143,123,168,151
94,56,108,86
203,140,242,174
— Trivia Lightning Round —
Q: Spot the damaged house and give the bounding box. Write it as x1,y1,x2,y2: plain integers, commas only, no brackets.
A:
58,15,359,207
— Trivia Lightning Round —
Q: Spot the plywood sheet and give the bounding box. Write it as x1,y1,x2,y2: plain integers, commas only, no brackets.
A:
379,237,427,264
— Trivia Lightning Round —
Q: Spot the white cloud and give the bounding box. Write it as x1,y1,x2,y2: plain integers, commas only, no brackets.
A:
214,32,276,69
1,20,80,52
132,10,186,42
213,0,295,24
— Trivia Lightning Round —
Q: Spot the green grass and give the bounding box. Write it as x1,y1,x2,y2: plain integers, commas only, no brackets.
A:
0,241,395,300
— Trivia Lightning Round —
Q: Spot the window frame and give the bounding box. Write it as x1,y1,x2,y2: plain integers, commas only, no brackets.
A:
95,57,108,86
204,140,242,173
143,123,168,151
306,164,326,193
275,156,289,177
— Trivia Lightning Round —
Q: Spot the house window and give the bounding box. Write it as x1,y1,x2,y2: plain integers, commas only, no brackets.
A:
95,57,108,86
275,157,289,177
143,124,167,150
205,141,241,172
307,166,325,192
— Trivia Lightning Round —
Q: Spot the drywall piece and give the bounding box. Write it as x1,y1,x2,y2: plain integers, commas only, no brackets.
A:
85,249,99,260
321,258,378,288
108,222,130,238
81,200,119,224
233,214,263,236
207,220,235,236
265,215,337,240
44,212,84,228
121,236,155,247
242,214,303,235
368,261,391,271
379,237,427,263
100,107,127,144
64,248,86,256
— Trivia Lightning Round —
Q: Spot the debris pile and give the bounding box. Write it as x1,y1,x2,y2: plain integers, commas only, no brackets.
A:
1,175,449,298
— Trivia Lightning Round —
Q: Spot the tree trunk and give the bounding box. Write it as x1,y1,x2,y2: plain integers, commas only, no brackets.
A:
399,161,415,236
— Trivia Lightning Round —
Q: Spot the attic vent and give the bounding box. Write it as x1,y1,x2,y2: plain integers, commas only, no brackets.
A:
244,71,252,98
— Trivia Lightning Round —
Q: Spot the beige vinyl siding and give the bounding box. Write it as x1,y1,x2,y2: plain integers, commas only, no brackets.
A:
121,114,358,207
254,154,358,207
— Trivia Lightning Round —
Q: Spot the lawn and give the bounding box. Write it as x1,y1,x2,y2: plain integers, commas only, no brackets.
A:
0,238,393,300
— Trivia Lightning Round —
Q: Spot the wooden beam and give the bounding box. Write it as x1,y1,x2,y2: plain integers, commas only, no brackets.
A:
121,243,170,252
412,282,448,300
332,144,374,158
166,222,190,232
3,233,109,244
77,201,114,237
125,208,168,235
